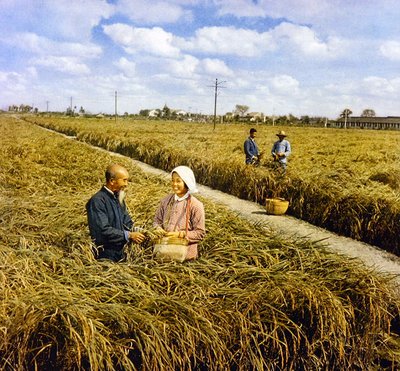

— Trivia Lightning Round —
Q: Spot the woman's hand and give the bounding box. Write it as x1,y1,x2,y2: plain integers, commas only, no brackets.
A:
166,231,186,238
154,227,167,237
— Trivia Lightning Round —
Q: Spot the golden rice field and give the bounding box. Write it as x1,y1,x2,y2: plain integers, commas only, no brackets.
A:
1,115,400,370
22,114,400,256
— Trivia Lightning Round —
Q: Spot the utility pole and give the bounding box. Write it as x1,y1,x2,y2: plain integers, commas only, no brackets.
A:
114,91,118,124
209,78,226,130
272,107,275,126
70,97,73,111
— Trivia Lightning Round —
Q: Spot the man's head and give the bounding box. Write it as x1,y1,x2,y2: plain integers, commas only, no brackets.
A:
105,164,130,193
250,128,257,138
276,130,286,140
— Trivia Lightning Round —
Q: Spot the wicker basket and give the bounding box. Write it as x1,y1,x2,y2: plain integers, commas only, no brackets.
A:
153,237,189,262
265,198,289,215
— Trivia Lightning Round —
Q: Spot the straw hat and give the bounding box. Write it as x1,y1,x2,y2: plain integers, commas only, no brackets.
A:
276,130,287,137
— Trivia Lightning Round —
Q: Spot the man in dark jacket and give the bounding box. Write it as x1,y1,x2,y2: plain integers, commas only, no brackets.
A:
86,164,145,262
244,128,260,164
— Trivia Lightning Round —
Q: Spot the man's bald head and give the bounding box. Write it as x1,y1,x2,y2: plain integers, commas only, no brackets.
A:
105,164,130,192
105,164,128,182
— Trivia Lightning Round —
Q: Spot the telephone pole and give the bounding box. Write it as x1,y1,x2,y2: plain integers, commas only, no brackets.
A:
114,91,118,124
209,78,226,130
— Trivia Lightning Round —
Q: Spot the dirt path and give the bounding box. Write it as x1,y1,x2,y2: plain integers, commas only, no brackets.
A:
136,160,400,270
36,122,400,291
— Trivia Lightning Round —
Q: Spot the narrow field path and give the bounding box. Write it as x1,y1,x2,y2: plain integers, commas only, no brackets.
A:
37,123,400,290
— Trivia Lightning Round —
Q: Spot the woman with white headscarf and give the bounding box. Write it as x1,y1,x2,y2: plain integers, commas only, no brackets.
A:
154,166,205,260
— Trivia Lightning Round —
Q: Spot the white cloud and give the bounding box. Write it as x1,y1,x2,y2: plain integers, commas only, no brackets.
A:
168,54,200,78
0,0,115,41
103,24,181,58
9,32,102,58
31,56,91,75
215,0,329,19
200,58,233,77
269,74,300,95
180,26,275,57
271,22,346,58
0,71,26,89
46,0,114,40
362,76,400,96
114,57,137,78
380,41,400,61
116,0,189,24
176,23,346,59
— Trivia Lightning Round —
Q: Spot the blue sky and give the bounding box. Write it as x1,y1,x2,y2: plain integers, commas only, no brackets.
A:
1,0,400,118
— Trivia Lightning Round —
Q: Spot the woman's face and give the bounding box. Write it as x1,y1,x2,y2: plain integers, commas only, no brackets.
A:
171,172,188,197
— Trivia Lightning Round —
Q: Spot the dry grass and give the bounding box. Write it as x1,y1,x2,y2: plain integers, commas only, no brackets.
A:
1,115,399,370
23,114,400,256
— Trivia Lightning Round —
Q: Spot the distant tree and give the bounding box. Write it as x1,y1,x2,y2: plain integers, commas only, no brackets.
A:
301,115,310,125
79,106,85,114
234,104,249,117
139,109,150,116
162,104,171,118
275,115,290,125
287,113,299,124
340,108,352,128
361,109,376,117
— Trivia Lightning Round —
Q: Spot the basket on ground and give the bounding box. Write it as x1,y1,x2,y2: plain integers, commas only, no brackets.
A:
265,198,289,215
153,237,189,262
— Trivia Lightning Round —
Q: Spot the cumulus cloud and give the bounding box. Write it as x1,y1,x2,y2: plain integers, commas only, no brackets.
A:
168,54,200,78
116,0,189,24
269,74,300,95
9,32,102,58
215,0,330,21
180,26,275,57
200,58,233,76
103,24,181,58
114,57,136,78
176,23,346,59
380,41,400,61
0,0,115,41
31,56,91,75
271,22,346,58
362,76,400,96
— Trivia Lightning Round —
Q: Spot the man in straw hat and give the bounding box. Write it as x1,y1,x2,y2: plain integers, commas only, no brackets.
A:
86,164,145,262
271,130,291,173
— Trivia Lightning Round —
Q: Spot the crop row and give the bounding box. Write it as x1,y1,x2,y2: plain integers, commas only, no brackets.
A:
1,115,399,370
25,115,400,256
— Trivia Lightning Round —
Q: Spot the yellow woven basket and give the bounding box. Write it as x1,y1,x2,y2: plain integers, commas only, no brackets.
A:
153,237,189,262
265,198,289,215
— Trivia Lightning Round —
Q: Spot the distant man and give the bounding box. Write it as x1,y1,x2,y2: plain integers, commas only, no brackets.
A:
86,164,145,262
271,130,291,172
244,128,260,165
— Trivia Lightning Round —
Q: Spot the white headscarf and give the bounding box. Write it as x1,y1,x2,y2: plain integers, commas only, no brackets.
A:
171,166,199,194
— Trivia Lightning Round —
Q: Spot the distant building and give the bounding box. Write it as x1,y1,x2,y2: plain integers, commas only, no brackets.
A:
334,116,400,130
247,112,265,122
148,109,160,117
